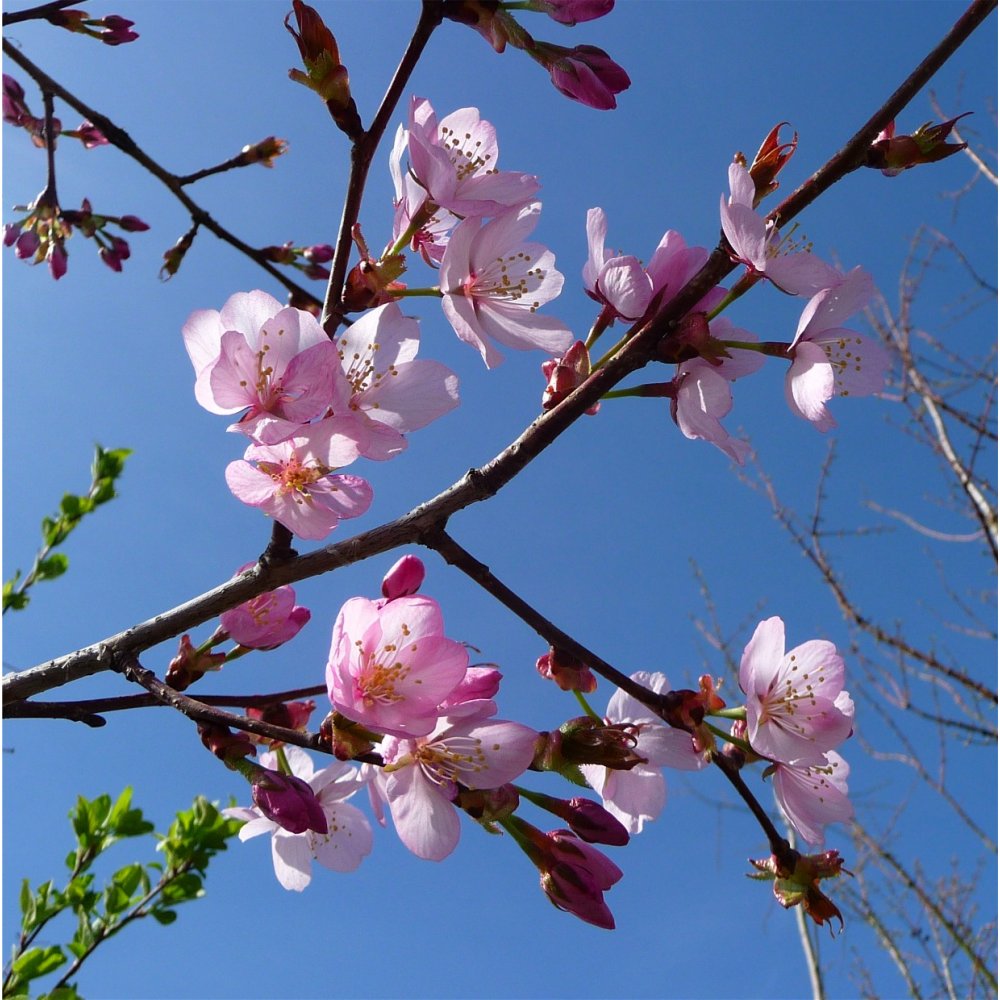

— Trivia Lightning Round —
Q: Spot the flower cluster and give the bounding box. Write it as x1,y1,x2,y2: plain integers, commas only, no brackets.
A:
183,290,459,538
388,97,573,368
43,8,138,44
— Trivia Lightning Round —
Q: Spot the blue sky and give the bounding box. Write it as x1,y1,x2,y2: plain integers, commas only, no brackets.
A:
3,2,996,997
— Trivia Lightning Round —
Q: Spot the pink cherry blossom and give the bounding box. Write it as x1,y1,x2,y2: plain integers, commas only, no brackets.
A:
331,302,459,460
373,717,539,860
402,98,539,219
739,617,854,767
440,202,572,368
326,595,469,738
225,747,372,891
182,290,344,445
786,266,890,431
720,163,840,297
583,208,652,323
580,671,707,834
670,318,764,465
219,567,310,650
225,434,372,541
772,750,853,845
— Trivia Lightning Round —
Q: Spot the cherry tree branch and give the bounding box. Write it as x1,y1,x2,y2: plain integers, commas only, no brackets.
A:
322,1,444,329
1,0,76,27
0,39,319,307
3,0,994,710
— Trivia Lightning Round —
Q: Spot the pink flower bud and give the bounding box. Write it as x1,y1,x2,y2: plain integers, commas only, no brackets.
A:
75,120,109,148
14,230,39,259
117,215,150,232
536,647,597,692
166,634,227,690
536,42,630,110
539,829,623,929
251,767,328,835
98,15,139,45
380,554,426,600
302,243,334,264
46,242,67,280
541,341,598,413
529,0,615,25
246,699,315,739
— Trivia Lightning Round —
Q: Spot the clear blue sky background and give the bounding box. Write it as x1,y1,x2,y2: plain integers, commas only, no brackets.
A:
3,2,996,997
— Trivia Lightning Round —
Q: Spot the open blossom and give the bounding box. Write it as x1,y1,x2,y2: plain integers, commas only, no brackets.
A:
219,567,310,650
331,302,459,460
772,750,853,845
401,98,539,219
225,433,372,541
440,202,572,368
225,748,372,891
182,290,343,445
373,717,539,860
326,595,470,738
740,617,854,767
580,671,707,834
721,163,839,297
786,266,890,432
670,318,764,465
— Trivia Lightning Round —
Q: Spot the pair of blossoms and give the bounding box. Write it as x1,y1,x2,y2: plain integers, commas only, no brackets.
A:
218,555,853,926
548,160,891,464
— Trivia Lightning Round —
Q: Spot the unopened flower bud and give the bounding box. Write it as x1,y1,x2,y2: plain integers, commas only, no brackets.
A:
381,554,425,600
525,0,614,25
198,721,256,763
246,699,316,744
866,113,972,177
160,224,197,280
532,42,630,110
117,214,149,232
249,765,328,835
541,341,598,413
455,783,520,824
536,647,597,692
166,634,227,690
239,135,289,168
319,711,377,761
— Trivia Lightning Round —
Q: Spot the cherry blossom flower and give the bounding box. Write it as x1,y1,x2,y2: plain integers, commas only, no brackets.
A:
331,302,459,460
402,98,539,219
583,208,652,324
373,717,539,860
720,163,839,297
225,748,372,891
580,671,707,834
326,595,470,738
219,567,310,650
786,266,890,432
739,617,854,767
440,202,572,368
771,750,853,845
225,434,372,541
182,290,344,445
670,318,764,465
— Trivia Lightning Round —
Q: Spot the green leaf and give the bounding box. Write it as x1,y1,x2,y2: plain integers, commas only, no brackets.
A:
59,494,82,519
9,944,67,980
107,788,153,838
93,446,131,481
150,908,178,926
36,554,69,581
42,986,84,1000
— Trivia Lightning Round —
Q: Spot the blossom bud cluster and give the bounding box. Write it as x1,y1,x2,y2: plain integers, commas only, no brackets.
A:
4,75,146,279
43,9,138,45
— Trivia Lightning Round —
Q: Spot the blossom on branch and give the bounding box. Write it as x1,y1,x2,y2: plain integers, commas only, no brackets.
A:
440,202,572,368
771,750,853,845
219,567,311,650
326,595,470,738
581,671,707,834
225,435,372,541
225,748,372,891
785,266,890,432
331,302,460,460
739,616,854,767
182,290,344,445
